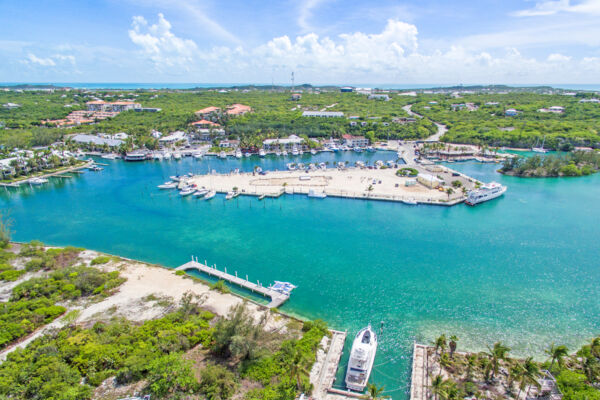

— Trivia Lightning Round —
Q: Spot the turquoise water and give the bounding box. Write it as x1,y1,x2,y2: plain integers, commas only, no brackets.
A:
1,153,599,398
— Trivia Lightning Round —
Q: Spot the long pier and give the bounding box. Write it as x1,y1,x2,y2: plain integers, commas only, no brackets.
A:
175,257,292,308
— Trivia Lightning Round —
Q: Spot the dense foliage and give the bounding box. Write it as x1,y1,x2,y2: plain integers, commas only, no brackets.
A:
500,151,600,177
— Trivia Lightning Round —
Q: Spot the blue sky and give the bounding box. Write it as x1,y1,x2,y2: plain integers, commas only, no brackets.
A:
1,0,599,84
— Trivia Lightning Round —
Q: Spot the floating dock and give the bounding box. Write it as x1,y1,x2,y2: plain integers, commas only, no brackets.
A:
175,257,293,308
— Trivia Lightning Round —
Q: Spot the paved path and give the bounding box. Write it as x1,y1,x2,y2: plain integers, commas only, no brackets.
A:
402,104,447,141
410,343,430,400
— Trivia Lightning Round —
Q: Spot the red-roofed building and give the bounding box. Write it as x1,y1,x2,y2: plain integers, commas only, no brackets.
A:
226,104,252,116
195,106,221,117
191,119,222,128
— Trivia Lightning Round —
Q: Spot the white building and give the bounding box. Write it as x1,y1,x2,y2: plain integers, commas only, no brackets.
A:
159,131,187,145
342,135,369,148
263,135,305,151
302,111,344,118
70,134,124,147
417,173,443,189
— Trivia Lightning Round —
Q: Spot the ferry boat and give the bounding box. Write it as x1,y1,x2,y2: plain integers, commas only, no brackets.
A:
308,189,327,198
259,149,266,157
465,182,507,205
345,324,378,392
204,190,216,200
124,152,147,161
235,150,243,159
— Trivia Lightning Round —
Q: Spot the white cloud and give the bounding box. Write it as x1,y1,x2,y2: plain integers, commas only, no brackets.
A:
26,53,56,67
297,0,327,32
547,53,571,62
128,13,198,68
512,0,600,17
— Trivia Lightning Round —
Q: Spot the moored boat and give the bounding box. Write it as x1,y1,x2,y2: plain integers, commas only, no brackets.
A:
29,177,49,185
203,190,216,200
235,150,242,159
179,186,196,196
259,149,266,157
225,191,239,200
193,188,209,197
124,152,147,161
465,182,507,205
158,181,177,189
308,189,327,198
345,325,378,392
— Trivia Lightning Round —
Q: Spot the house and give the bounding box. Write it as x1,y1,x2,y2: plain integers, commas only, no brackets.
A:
548,106,565,113
226,104,252,116
290,93,302,101
151,130,163,139
417,173,443,189
70,134,124,147
191,119,221,128
263,135,305,151
113,132,129,140
194,128,226,141
159,131,187,145
349,121,357,127
302,111,344,118
368,94,390,101
485,102,500,106
342,134,369,148
505,109,519,116
393,117,417,124
451,103,466,111
195,106,221,118
219,139,239,148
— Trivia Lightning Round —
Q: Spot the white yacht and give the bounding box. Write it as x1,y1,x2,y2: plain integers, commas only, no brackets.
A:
173,152,182,160
259,149,266,157
179,186,196,196
154,152,164,161
218,151,227,159
101,153,118,160
465,182,507,205
310,149,317,155
287,163,296,171
275,150,282,156
194,188,209,197
204,190,216,200
225,191,239,200
244,152,251,158
193,152,203,159
235,149,243,159
308,189,327,198
163,151,172,160
29,177,49,185
345,325,378,392
158,181,177,189
291,146,300,156
282,150,288,156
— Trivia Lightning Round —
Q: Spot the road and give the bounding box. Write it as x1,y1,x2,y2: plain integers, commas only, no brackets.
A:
402,104,447,141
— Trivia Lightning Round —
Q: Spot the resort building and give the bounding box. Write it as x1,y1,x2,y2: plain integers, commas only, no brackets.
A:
226,104,252,116
195,106,221,118
191,119,221,128
194,128,226,142
368,94,390,101
70,134,124,147
263,135,305,151
302,111,344,118
342,134,369,148
219,139,239,148
86,100,141,112
579,98,600,103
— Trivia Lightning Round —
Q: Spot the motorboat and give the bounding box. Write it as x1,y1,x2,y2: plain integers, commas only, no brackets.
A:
179,186,196,196
218,151,227,159
308,189,327,198
366,146,376,152
194,188,209,197
275,150,282,156
204,190,216,200
193,152,203,159
163,152,172,160
259,149,266,157
124,152,147,161
287,163,296,171
101,153,118,160
291,146,300,156
158,181,177,189
465,182,507,205
353,146,364,153
244,152,251,158
310,149,317,155
173,152,182,160
225,191,239,200
282,150,288,156
345,325,378,392
29,177,49,185
235,150,243,159
319,162,327,169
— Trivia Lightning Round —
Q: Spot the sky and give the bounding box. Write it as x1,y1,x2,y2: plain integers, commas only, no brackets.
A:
1,0,600,85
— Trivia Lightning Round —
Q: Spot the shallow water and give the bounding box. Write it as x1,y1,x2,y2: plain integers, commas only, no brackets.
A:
1,152,599,398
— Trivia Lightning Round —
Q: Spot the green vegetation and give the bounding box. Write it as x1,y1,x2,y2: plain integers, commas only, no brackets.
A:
500,151,600,177
90,255,111,265
397,167,418,177
429,333,600,400
210,279,231,294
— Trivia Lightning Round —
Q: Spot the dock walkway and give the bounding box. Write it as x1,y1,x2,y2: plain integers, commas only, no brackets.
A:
311,329,349,400
410,342,430,400
175,257,291,308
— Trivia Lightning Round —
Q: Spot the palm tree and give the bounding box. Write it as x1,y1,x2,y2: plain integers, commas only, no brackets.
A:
545,343,569,371
434,334,447,355
518,357,541,400
430,375,445,400
287,347,310,390
363,382,385,400
508,362,525,393
445,187,454,199
486,342,511,381
449,336,458,359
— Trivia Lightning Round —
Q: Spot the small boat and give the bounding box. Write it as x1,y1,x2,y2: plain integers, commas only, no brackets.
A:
297,163,305,170
173,152,182,160
308,189,327,198
353,146,364,153
319,162,326,169
345,325,378,392
170,175,181,182
355,161,365,168
163,152,172,160
311,149,317,155
465,182,507,205
225,191,239,200
402,199,418,205
322,147,333,152
291,146,300,156
101,153,117,160
194,188,209,197
158,181,177,189
275,150,282,156
532,136,549,153
204,190,216,200
244,152,251,158
375,160,384,168
218,151,227,159
258,194,266,200
259,149,266,157
235,150,242,159
255,167,263,173
29,177,49,185
154,153,164,161
287,163,296,171
179,187,196,196
89,166,103,171
366,146,376,152
282,150,288,156
193,152,203,159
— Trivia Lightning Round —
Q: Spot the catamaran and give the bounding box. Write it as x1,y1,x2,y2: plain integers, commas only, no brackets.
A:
465,182,507,205
345,325,378,392
532,136,549,153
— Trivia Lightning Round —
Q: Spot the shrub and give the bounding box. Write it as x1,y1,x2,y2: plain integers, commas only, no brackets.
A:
91,256,111,265
199,364,238,400
210,280,230,294
0,269,24,281
148,353,199,398
397,167,418,177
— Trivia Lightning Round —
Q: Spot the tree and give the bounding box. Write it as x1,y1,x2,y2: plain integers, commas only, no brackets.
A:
449,336,458,359
445,187,454,199
199,364,238,400
485,342,511,381
430,375,445,400
546,343,569,372
212,302,263,360
434,334,447,355
0,211,11,249
148,353,199,398
363,382,385,400
519,357,541,399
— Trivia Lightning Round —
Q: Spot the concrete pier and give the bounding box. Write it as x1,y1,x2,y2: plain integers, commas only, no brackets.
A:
175,257,292,308
410,342,430,400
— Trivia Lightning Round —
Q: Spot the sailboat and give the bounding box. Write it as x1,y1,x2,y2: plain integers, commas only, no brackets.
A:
532,136,549,153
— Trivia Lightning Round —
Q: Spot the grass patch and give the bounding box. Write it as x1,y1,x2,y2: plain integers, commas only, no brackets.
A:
90,255,111,265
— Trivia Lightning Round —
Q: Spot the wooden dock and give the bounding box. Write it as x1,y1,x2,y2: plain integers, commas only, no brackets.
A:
175,257,292,308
